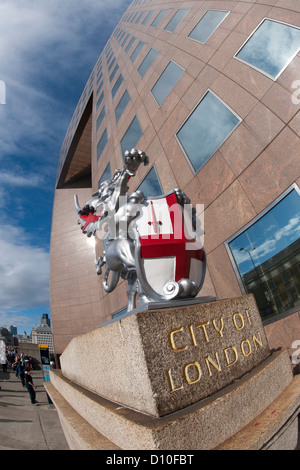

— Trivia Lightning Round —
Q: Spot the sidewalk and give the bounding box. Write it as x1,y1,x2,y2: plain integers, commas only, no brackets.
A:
0,368,69,450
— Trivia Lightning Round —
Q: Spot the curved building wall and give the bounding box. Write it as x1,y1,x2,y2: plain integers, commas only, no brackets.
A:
50,0,300,362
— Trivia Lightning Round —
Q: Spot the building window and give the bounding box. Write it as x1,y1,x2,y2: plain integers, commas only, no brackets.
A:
112,74,124,98
121,32,130,47
98,163,111,188
97,106,105,130
142,10,154,25
176,90,241,174
151,60,184,106
138,48,159,78
150,9,167,28
110,64,119,82
97,129,108,160
125,36,136,54
164,9,189,32
96,91,104,110
115,90,130,122
137,166,162,197
235,18,300,80
226,185,300,323
120,115,142,155
188,10,229,43
108,57,116,72
130,40,145,62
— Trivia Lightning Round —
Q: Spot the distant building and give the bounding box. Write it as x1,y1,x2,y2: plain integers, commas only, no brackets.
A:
7,325,18,336
0,327,15,345
31,314,54,354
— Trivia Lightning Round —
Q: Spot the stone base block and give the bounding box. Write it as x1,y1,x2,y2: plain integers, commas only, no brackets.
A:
46,350,300,450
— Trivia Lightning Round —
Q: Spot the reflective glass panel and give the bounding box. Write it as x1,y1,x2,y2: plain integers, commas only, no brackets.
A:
188,10,228,43
151,60,184,106
115,90,130,122
110,64,119,82
98,163,111,188
130,40,145,62
138,48,158,77
96,106,105,130
137,166,162,197
176,90,241,173
121,116,142,154
227,188,300,322
142,10,154,25
235,19,300,79
125,36,136,53
97,129,108,160
150,9,167,28
164,9,189,32
96,91,104,109
112,74,124,98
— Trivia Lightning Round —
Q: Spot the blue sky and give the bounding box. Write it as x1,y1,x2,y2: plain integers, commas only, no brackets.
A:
0,0,131,334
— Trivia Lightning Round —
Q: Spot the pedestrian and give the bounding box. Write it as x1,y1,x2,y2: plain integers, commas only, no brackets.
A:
25,367,38,405
17,360,25,387
0,353,8,373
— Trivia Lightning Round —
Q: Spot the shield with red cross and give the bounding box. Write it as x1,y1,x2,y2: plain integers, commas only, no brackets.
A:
134,190,205,301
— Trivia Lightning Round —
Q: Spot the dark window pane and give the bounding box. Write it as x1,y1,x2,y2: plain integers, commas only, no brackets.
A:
137,166,162,197
98,163,111,188
121,116,142,154
97,129,108,160
115,90,130,122
112,74,124,98
96,106,105,129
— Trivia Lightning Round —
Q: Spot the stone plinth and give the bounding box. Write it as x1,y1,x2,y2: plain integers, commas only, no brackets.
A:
59,295,270,417
46,295,300,450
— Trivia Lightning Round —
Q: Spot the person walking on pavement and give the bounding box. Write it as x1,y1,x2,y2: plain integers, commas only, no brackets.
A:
25,367,38,404
17,360,25,387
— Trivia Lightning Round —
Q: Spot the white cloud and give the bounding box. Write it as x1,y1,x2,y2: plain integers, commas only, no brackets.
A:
0,225,49,313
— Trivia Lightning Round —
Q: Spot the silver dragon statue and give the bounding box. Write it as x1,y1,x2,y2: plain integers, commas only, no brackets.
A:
74,149,206,312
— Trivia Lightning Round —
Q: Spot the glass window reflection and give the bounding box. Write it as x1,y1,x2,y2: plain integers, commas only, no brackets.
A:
227,187,300,322
150,10,167,28
121,115,142,155
188,10,229,43
151,60,184,106
96,106,105,130
176,90,241,173
164,9,189,32
112,74,124,98
138,48,159,78
235,19,300,79
130,40,145,62
137,166,162,197
97,129,108,160
98,163,111,188
115,90,130,122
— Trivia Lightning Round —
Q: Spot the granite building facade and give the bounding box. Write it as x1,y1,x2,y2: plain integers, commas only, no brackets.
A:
50,0,300,365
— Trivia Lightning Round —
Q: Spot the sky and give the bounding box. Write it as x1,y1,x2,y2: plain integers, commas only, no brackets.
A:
0,0,132,334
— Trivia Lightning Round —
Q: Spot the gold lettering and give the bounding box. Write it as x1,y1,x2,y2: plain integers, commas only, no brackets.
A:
252,332,263,350
245,309,252,325
196,321,210,342
184,362,202,384
188,324,197,347
224,346,238,366
233,312,244,330
241,339,252,357
205,353,221,376
166,369,184,392
212,317,224,338
168,327,187,352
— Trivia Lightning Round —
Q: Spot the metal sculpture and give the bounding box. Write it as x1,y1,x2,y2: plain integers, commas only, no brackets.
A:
75,149,205,312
